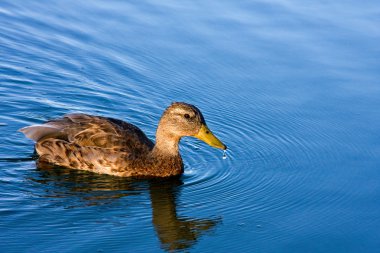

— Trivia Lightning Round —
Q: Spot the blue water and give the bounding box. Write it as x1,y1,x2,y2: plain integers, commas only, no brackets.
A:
1,0,380,252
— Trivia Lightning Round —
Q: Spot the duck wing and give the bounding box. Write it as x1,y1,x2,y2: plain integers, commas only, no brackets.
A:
20,113,154,153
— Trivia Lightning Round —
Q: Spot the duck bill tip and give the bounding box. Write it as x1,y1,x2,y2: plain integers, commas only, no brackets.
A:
194,124,226,150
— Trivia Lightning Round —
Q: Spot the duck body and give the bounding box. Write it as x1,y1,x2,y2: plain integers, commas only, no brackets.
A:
30,114,183,177
20,102,226,178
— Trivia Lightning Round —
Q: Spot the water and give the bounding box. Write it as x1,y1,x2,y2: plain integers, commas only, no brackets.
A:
1,0,380,252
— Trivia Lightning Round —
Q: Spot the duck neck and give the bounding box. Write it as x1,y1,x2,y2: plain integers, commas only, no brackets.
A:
144,118,184,177
152,129,181,157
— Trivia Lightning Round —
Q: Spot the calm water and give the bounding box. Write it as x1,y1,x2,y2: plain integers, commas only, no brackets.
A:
1,0,380,252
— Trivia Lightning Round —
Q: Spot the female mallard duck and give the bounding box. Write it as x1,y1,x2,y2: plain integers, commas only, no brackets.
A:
20,102,226,177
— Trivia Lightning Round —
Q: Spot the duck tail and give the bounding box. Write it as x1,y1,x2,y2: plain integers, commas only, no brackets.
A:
18,125,61,142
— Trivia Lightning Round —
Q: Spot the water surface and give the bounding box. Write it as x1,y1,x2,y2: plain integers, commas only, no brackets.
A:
1,0,380,252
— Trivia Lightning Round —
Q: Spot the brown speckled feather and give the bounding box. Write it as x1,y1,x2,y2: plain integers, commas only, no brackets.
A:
19,102,226,177
47,114,153,151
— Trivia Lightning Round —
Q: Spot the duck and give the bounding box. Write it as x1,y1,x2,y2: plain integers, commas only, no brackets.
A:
19,102,226,177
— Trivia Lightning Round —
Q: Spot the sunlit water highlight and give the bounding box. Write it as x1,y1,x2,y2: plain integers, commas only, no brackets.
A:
1,0,380,252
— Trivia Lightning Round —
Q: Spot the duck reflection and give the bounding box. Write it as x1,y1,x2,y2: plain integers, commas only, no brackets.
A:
32,167,220,252
149,179,220,251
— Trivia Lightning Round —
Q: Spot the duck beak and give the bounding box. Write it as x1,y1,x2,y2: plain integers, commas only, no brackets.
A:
194,124,227,150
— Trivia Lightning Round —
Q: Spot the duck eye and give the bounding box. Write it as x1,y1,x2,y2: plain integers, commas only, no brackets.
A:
184,114,190,119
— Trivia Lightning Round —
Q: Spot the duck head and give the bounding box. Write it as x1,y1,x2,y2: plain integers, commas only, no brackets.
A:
155,102,227,152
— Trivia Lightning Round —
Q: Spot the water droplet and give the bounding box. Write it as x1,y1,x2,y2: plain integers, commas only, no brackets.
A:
222,150,227,159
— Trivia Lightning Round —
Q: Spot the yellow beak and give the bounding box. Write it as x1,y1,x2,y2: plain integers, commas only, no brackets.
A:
194,124,227,150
